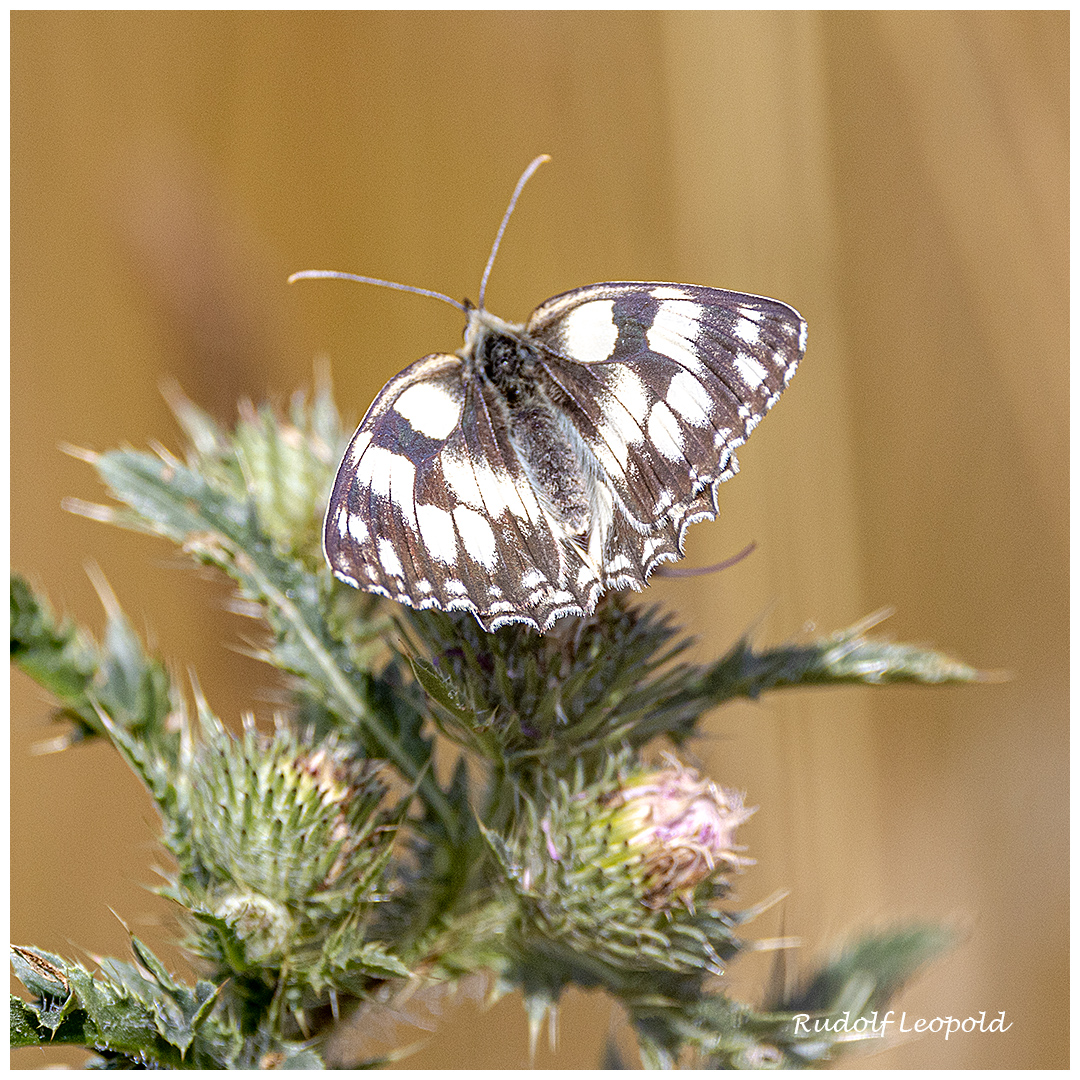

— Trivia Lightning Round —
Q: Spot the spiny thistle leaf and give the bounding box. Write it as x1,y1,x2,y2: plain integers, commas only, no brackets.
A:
700,610,985,703
774,922,958,1025
9,943,306,1068
11,575,98,731
625,924,958,1068
11,571,178,752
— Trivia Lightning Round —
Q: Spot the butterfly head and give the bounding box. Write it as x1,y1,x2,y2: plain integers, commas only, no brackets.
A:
460,302,526,362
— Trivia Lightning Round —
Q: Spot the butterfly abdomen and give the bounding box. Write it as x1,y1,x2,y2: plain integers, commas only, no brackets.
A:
509,405,591,537
471,321,593,539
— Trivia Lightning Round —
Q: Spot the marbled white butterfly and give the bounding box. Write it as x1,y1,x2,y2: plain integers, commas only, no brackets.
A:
292,156,805,633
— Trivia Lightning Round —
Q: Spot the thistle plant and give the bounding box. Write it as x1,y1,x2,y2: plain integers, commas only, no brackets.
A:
11,377,978,1068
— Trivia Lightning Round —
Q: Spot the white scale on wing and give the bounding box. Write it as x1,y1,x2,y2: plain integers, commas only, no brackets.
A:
391,378,463,439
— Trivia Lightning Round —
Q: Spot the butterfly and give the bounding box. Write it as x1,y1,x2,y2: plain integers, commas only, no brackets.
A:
291,156,805,633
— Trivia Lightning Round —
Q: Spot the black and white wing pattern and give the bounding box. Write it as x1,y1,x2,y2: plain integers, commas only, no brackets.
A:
324,282,805,632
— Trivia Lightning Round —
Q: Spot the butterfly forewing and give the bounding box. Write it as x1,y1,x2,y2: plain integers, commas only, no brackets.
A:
324,282,805,632
324,353,463,602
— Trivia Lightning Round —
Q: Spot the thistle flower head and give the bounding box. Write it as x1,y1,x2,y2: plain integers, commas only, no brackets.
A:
603,761,755,910
482,756,755,1005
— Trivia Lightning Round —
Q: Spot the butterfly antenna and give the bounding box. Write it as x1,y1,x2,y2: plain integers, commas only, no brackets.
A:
287,269,466,313
653,541,758,577
477,154,551,309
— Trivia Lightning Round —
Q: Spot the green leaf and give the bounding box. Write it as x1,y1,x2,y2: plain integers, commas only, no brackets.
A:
10,572,176,748
12,944,217,1065
778,922,957,1018
701,610,985,704
10,944,322,1068
10,575,97,716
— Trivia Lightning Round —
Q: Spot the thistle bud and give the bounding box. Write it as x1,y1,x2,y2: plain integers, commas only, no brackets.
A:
293,744,377,888
174,718,399,977
602,762,754,910
487,758,755,989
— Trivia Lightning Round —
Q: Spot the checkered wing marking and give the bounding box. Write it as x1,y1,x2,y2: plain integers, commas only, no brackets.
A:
527,283,805,584
324,352,605,630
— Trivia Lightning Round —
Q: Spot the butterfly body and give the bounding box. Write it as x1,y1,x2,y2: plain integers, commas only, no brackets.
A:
323,282,805,632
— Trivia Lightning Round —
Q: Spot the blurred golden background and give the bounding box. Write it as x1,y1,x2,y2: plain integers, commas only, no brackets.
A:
11,11,1067,1069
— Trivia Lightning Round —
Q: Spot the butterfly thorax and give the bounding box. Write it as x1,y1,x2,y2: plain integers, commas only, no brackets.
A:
461,305,592,538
